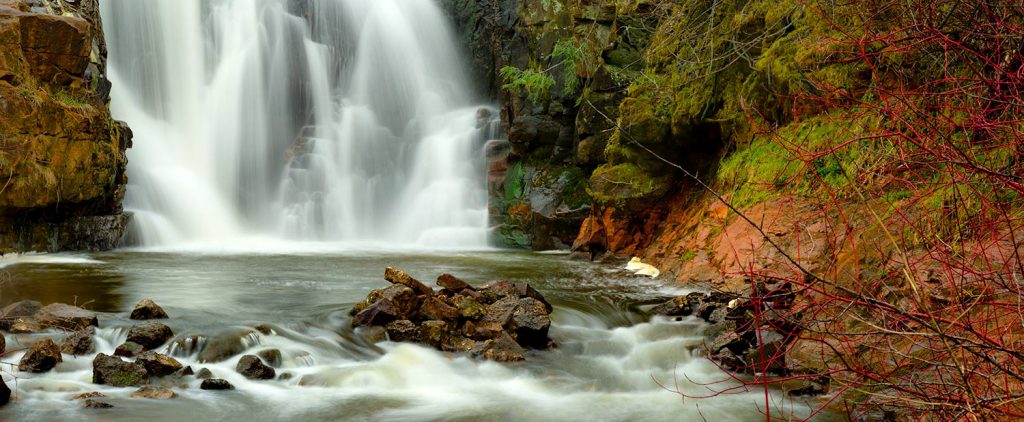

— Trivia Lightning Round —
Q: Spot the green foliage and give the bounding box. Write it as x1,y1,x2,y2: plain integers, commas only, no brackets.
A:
551,38,581,94
500,65,555,105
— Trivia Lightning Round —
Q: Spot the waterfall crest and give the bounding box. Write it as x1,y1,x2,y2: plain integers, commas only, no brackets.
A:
101,0,494,248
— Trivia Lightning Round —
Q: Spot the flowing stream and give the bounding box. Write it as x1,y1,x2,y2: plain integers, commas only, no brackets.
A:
0,252,822,421
102,0,493,248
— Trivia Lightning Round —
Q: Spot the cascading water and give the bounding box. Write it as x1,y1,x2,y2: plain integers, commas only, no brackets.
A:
100,0,494,249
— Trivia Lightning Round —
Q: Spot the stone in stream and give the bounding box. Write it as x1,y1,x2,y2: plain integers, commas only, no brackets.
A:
61,330,96,355
200,378,235,391
196,368,214,379
93,353,150,387
132,386,176,400
478,280,517,303
70,391,106,401
257,349,282,368
114,342,146,358
0,300,41,330
436,273,473,292
236,355,275,380
130,299,169,320
83,399,114,409
378,284,419,319
196,329,258,363
0,331,4,354
9,318,42,333
743,327,788,375
136,351,184,377
352,300,400,327
510,298,551,349
18,338,62,373
481,296,519,327
385,320,419,342
384,267,433,296
650,296,693,317
420,296,459,321
0,376,9,407
34,303,99,332
126,321,174,350
176,366,195,377
452,295,487,321
471,332,526,362
515,283,553,313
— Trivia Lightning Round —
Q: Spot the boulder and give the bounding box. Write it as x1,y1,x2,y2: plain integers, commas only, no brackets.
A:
200,378,234,390
70,391,106,401
352,300,399,327
93,353,149,387
479,280,516,303
236,355,275,380
136,351,183,377
650,296,692,317
384,267,433,296
131,386,176,400
196,368,213,379
743,328,787,375
0,300,41,329
452,295,486,321
385,320,419,342
471,332,526,362
196,329,257,363
515,283,553,313
125,322,174,350
0,376,9,407
257,349,282,368
481,296,519,327
436,273,472,292
18,338,62,373
34,303,98,332
114,341,145,358
176,366,194,377
61,330,95,355
9,318,41,333
83,399,114,409
130,299,169,320
420,296,459,321
378,285,419,319
419,320,448,348
510,298,551,348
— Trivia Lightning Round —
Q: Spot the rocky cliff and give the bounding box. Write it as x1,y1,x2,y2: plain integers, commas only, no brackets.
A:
0,0,130,253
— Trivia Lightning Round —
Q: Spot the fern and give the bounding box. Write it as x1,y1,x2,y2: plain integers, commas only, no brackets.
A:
551,38,581,94
500,66,555,104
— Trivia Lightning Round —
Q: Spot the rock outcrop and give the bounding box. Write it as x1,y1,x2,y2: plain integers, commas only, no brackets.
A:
0,0,131,253
351,268,555,361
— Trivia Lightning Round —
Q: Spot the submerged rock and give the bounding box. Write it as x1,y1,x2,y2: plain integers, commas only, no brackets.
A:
34,303,99,332
196,368,214,379
18,338,62,373
136,351,183,377
114,341,146,358
257,349,282,368
126,322,174,351
196,329,258,363
132,386,176,400
83,399,114,409
61,330,96,355
93,353,149,387
130,299,169,320
200,379,234,391
236,355,275,380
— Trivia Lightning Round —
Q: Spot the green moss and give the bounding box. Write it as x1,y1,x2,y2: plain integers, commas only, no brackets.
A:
588,162,671,206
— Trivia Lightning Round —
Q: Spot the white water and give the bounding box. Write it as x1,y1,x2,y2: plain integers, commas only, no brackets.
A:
101,0,493,249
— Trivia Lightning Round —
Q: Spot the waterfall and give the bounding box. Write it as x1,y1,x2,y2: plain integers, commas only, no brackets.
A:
100,0,495,249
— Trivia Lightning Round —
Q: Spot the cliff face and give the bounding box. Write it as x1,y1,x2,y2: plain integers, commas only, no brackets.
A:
0,0,130,253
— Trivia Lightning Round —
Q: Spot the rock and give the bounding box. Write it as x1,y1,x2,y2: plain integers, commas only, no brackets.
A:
436,273,472,292
177,366,194,377
18,338,62,373
471,332,526,362
452,295,486,321
83,399,114,409
441,336,477,353
352,300,399,327
93,353,149,387
479,280,516,303
131,386,176,400
114,342,145,358
9,318,41,333
0,300,41,329
419,320,448,348
515,283,553,313
197,329,257,363
196,368,213,379
61,330,95,355
0,332,4,354
378,285,419,319
136,351,183,377
200,379,235,390
708,332,748,355
125,322,174,350
0,376,9,407
385,320,420,342
743,328,787,375
471,322,504,341
278,372,293,381
420,296,459,321
384,267,433,296
236,355,275,380
788,381,827,397
510,298,551,349
130,299,169,320
359,326,388,343
481,296,519,327
257,349,282,368
71,391,106,401
650,296,692,317
34,303,98,332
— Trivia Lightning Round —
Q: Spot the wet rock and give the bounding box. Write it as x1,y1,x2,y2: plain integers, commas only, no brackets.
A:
515,283,553,313
378,285,419,319
257,349,282,368
650,296,692,317
136,351,183,377
420,296,459,321
479,280,516,303
71,391,106,401
83,399,114,409
126,322,174,350
18,338,62,373
788,380,828,397
441,335,476,353
0,332,4,354
511,298,551,349
384,267,433,296
200,379,234,390
176,366,194,377
114,341,145,358
93,353,150,387
132,386,176,400
471,332,525,362
0,376,9,407
481,296,519,327
743,328,787,375
436,273,472,292
352,300,400,327
361,326,389,343
385,320,420,342
9,318,41,333
708,332,747,355
197,329,257,363
130,299,169,320
0,300,41,329
236,355,275,380
34,303,98,332
452,295,486,321
419,320,448,348
471,322,504,341
196,368,213,379
61,330,95,355
278,372,293,381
